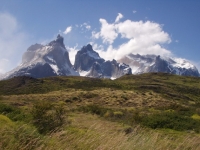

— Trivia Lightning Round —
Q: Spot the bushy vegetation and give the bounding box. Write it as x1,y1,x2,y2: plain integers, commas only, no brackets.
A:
78,104,200,133
0,102,31,122
32,101,66,134
1,73,200,149
141,111,200,132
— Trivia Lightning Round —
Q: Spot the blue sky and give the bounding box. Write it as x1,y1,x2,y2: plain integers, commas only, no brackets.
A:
0,0,200,73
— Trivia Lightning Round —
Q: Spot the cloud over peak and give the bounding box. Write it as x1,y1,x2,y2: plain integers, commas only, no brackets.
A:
91,13,172,61
63,26,72,34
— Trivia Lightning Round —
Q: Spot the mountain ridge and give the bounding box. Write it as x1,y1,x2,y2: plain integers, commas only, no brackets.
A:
118,54,199,77
0,35,199,80
74,44,132,79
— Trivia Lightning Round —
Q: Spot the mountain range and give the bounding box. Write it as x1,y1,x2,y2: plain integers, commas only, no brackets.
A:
118,54,199,77
0,35,199,80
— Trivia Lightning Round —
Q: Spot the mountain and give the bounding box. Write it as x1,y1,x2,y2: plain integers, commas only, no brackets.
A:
74,44,132,79
118,54,199,77
2,35,79,79
1,35,199,80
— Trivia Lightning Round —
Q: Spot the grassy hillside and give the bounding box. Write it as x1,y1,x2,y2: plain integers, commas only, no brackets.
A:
0,73,200,149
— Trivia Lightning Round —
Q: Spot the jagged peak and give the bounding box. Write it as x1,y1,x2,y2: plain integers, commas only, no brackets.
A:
81,44,93,52
56,34,64,45
48,34,65,48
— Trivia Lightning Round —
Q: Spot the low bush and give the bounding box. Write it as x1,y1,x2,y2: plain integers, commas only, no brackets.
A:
113,111,124,118
79,104,108,117
32,102,66,134
141,111,200,132
81,92,99,99
0,103,30,122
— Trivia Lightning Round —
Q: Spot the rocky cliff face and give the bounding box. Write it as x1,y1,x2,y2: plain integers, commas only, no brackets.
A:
118,54,199,77
2,35,79,79
74,44,104,71
74,44,132,79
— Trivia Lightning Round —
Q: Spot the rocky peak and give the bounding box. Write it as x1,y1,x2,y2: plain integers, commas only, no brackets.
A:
2,35,79,80
111,59,117,64
74,44,132,78
48,34,65,48
56,34,64,45
80,44,96,53
74,44,104,71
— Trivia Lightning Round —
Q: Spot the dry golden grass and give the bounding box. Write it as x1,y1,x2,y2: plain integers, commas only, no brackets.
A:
34,112,200,150
1,73,200,149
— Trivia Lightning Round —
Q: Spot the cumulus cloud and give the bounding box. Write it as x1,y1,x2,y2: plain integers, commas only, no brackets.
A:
115,13,123,23
0,12,30,73
63,26,72,34
93,18,118,44
91,13,172,60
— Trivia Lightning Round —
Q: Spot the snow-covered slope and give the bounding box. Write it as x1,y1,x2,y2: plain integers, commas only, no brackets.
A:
74,44,132,79
118,54,199,77
2,35,79,79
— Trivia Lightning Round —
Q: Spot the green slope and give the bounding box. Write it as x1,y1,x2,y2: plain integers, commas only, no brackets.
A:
1,73,200,150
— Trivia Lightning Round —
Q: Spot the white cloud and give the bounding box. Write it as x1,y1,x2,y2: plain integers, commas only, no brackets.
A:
115,13,123,23
63,26,72,34
66,44,79,65
90,14,172,61
0,12,30,73
116,20,171,44
92,31,100,39
133,10,137,14
96,18,118,44
86,25,91,30
80,23,91,32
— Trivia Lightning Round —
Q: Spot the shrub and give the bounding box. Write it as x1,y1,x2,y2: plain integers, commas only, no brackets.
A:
81,92,98,99
0,103,30,122
72,96,79,101
132,110,142,123
79,104,107,117
113,111,124,118
141,111,200,132
32,101,66,134
104,110,113,118
121,95,128,100
0,103,13,114
124,126,133,134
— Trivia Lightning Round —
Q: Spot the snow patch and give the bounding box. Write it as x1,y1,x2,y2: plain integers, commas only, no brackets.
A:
79,70,90,76
87,51,101,59
46,56,56,63
110,77,116,80
171,58,195,69
49,64,59,75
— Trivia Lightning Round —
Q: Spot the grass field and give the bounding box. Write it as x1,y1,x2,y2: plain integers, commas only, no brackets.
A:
0,73,200,149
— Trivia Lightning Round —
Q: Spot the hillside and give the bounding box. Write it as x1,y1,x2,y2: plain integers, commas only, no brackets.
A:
1,73,200,149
